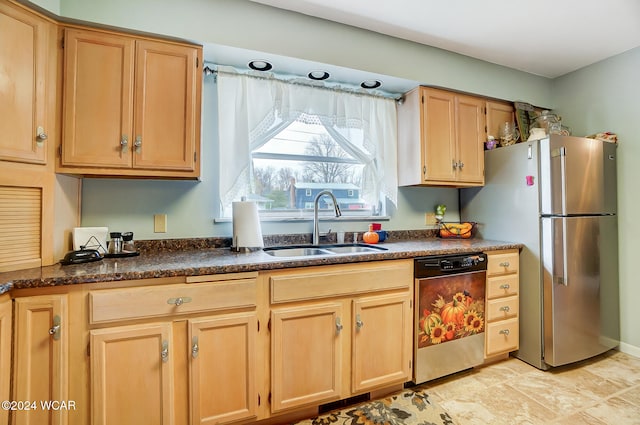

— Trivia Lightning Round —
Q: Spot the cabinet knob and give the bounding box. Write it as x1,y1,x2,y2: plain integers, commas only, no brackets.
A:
499,283,510,290
36,126,48,144
499,329,510,336
48,315,61,340
134,136,142,153
452,160,458,169
161,340,169,363
191,336,199,359
499,261,510,267
355,314,364,330
120,136,129,153
336,317,343,333
457,161,464,169
167,297,192,306
499,306,510,312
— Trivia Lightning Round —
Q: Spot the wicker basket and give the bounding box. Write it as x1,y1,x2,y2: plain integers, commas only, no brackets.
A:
437,222,477,239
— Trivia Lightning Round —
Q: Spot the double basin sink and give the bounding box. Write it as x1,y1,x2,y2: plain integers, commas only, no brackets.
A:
263,243,388,258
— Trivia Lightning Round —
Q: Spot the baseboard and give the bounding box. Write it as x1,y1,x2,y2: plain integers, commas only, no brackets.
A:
618,341,640,359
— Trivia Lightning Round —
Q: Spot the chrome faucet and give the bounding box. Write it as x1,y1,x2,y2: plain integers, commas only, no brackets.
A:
313,190,341,245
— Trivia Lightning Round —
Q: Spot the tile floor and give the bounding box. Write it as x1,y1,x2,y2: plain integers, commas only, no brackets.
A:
419,350,640,424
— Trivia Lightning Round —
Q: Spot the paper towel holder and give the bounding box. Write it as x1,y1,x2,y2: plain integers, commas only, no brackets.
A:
231,198,264,252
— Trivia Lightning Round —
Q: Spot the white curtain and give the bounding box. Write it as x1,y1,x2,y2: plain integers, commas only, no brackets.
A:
217,69,398,213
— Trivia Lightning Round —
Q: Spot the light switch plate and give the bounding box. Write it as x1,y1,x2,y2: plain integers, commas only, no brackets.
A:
154,214,167,233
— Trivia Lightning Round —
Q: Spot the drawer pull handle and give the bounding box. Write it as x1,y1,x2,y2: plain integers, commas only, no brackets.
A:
499,261,510,267
499,284,510,290
499,306,510,312
49,315,61,340
336,317,343,333
191,336,199,359
355,314,364,330
499,329,510,336
161,340,169,363
167,297,192,306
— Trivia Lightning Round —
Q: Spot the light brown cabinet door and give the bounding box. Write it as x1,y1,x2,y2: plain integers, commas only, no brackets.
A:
189,313,257,425
0,2,49,164
486,100,515,141
13,294,68,425
61,28,201,176
271,303,343,413
422,88,457,182
420,87,485,185
133,40,199,172
456,94,486,184
0,295,11,425
351,294,411,393
62,28,135,168
90,323,174,425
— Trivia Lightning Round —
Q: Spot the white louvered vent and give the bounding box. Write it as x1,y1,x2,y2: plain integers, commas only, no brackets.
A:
0,186,42,272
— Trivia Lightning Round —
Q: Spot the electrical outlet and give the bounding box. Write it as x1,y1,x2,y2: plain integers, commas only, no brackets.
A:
154,214,167,233
425,212,437,226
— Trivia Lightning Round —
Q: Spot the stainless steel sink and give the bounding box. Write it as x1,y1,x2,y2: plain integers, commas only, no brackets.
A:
325,244,388,254
262,246,334,257
263,244,387,257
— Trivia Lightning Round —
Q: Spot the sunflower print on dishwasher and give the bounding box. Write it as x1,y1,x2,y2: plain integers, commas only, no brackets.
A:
293,389,456,425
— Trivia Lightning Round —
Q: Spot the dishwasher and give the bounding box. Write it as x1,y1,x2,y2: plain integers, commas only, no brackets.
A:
413,253,487,384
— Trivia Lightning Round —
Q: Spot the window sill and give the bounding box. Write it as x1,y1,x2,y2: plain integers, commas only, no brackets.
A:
213,216,390,224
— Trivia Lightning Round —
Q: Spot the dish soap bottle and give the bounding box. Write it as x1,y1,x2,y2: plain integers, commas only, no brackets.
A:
363,224,379,244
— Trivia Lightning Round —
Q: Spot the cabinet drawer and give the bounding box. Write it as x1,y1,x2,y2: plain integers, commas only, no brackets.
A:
486,275,519,299
485,317,519,357
270,260,412,304
486,296,519,322
487,251,519,276
89,279,256,324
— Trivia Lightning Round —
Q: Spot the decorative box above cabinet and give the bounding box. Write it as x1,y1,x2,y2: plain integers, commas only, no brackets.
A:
397,87,485,187
59,28,202,178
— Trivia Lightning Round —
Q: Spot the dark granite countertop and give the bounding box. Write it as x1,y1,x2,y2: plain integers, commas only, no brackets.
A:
0,236,521,292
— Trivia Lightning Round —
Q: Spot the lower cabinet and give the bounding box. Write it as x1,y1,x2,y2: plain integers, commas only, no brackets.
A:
188,313,258,425
351,294,411,393
0,294,11,425
484,249,520,358
268,260,413,413
12,294,69,425
88,274,259,425
271,302,344,413
7,261,414,424
90,323,174,425
89,313,258,425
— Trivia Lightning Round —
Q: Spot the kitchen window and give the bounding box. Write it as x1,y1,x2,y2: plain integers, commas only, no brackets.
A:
216,68,399,220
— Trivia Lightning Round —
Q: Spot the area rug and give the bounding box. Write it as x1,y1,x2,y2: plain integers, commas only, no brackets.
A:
292,388,456,425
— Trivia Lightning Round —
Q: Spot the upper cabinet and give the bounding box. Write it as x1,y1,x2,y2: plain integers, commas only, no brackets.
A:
0,1,53,165
398,86,486,187
486,100,515,142
59,28,202,178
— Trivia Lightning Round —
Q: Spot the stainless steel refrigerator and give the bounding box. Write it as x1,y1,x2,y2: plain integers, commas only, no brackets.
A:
461,135,619,370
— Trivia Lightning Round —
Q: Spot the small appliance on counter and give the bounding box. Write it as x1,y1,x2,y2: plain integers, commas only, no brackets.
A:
105,231,139,258
60,248,103,265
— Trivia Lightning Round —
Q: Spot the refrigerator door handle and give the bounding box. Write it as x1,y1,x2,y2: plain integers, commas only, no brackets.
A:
551,146,567,214
553,217,569,286
558,147,567,215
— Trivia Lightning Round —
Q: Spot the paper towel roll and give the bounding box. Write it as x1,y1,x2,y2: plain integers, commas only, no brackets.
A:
232,201,264,250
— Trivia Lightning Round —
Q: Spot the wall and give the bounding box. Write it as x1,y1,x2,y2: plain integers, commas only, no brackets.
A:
59,0,551,239
551,46,640,355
